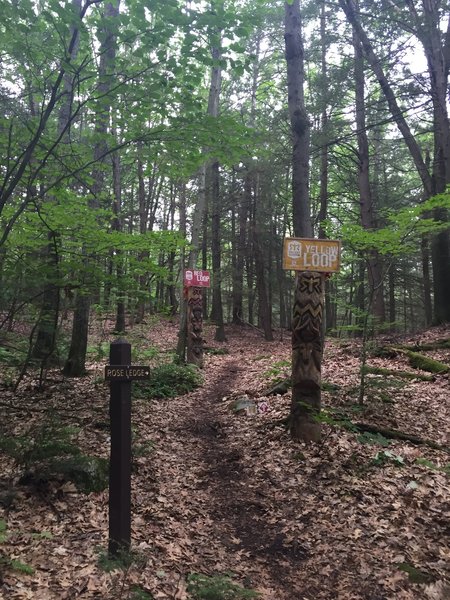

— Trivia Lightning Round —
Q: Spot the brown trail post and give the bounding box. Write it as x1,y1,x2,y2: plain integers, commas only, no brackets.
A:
186,286,204,367
283,238,339,442
108,338,132,556
291,271,325,442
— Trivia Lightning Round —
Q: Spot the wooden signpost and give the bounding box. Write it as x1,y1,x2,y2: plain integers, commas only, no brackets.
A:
106,339,150,556
184,269,210,367
283,237,341,272
283,238,341,442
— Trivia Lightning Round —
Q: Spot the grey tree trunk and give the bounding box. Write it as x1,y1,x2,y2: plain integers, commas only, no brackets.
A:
352,13,385,324
64,0,120,376
32,0,83,362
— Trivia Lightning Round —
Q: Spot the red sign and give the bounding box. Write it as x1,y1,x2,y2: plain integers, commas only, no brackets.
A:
184,269,211,287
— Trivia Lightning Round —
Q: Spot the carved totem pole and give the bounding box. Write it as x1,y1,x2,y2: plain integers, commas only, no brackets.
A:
291,271,325,442
186,286,204,368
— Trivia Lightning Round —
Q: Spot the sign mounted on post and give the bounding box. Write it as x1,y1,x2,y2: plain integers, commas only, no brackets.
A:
283,238,341,272
184,269,211,287
105,365,150,381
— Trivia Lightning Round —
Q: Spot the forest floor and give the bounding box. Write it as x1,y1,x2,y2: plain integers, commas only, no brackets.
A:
0,318,449,600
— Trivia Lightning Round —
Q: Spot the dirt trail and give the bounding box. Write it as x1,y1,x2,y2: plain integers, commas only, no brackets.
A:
137,334,309,599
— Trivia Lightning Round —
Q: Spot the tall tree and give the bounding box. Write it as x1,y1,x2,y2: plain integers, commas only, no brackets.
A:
338,0,450,323
352,4,385,323
64,0,120,376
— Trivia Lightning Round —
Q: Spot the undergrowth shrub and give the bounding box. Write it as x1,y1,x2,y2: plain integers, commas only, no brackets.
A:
134,363,202,399
187,573,260,600
0,419,108,493
0,519,36,575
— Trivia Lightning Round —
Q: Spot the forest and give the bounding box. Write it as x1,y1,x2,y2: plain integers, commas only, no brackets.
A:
0,0,449,599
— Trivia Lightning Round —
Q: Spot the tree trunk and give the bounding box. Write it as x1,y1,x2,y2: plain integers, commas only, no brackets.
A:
64,0,119,376
210,160,226,341
339,0,450,323
32,0,83,361
232,182,248,324
253,173,273,341
284,0,312,239
352,14,385,324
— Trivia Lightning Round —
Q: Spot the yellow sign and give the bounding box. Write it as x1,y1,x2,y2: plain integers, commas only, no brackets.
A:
283,237,341,272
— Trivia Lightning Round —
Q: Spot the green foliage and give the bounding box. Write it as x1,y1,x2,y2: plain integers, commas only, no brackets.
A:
264,359,290,378
341,192,450,256
9,559,35,575
416,458,450,476
97,547,146,573
314,408,357,432
0,420,108,493
204,347,230,356
53,455,109,494
397,562,435,584
134,363,202,399
133,346,160,362
371,450,404,467
0,519,7,543
86,342,110,360
0,520,36,576
402,350,449,374
357,432,391,447
0,344,25,367
187,573,260,600
362,364,433,381
130,587,154,600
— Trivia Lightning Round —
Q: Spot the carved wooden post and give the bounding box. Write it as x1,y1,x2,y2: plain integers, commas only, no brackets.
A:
291,271,325,442
186,286,204,367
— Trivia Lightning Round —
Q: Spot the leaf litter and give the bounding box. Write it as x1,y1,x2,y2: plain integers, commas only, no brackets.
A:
0,321,449,599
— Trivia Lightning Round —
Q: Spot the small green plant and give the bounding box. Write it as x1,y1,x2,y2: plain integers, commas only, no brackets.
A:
416,457,450,476
314,408,357,432
0,519,7,543
0,520,36,575
97,546,147,573
204,347,230,356
136,347,160,361
0,420,108,493
357,431,391,447
187,573,260,600
372,450,404,467
264,359,290,380
134,363,202,399
397,562,435,584
86,342,109,360
9,559,35,575
129,586,154,600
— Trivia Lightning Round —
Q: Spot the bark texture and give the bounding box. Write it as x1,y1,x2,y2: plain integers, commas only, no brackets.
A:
291,272,324,442
186,287,204,368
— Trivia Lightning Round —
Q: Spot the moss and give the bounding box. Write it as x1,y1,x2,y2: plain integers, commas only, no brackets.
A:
403,350,449,374
397,563,435,584
399,338,450,352
362,364,434,381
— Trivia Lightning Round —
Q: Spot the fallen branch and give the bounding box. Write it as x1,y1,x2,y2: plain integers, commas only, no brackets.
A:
392,348,449,374
362,364,434,381
354,422,449,453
